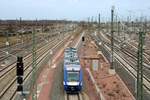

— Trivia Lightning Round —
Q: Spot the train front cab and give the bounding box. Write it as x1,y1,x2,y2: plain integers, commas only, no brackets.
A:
63,69,83,93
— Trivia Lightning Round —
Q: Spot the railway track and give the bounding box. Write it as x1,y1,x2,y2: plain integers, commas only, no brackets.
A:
96,31,150,70
114,50,150,92
0,36,57,76
91,32,150,93
103,39,150,92
65,93,83,100
0,31,69,76
121,48,150,76
0,40,59,99
0,33,71,100
122,43,150,65
0,35,57,69
12,35,70,100
103,31,150,65
0,38,58,88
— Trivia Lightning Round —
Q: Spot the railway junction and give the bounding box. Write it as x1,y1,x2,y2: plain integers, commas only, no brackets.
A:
0,1,150,100
0,20,150,100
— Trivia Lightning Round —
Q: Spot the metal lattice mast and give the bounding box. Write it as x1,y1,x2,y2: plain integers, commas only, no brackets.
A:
110,6,114,69
137,31,145,100
32,20,37,100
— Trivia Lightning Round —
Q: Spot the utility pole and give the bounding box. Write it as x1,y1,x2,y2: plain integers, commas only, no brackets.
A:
115,15,118,33
144,17,147,33
127,16,130,27
110,6,114,69
32,20,37,100
107,21,109,33
95,16,97,24
19,17,23,44
118,21,120,37
98,13,101,31
88,17,90,28
88,17,90,24
131,21,134,33
5,31,9,64
91,16,93,24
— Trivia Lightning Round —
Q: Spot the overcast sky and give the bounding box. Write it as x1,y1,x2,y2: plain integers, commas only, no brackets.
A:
0,0,150,21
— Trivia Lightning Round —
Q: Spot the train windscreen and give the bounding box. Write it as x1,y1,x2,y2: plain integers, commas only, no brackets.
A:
67,71,79,82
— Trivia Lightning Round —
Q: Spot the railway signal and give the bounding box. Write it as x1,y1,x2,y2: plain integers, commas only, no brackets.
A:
17,76,23,84
16,56,24,92
82,36,85,41
17,85,23,92
17,62,23,76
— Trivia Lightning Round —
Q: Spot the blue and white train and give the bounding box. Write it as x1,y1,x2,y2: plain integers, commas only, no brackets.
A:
63,47,83,93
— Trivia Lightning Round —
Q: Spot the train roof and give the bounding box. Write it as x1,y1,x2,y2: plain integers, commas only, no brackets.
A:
65,47,77,52
64,49,78,60
64,58,80,71
64,56,80,64
64,52,77,57
64,64,81,71
64,47,81,71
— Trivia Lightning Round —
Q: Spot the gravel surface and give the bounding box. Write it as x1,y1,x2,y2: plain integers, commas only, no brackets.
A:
50,61,65,100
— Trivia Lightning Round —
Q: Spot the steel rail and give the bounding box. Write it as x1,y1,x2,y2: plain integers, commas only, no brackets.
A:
0,34,71,100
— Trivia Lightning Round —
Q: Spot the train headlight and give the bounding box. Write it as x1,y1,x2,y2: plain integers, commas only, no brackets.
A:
63,81,66,85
